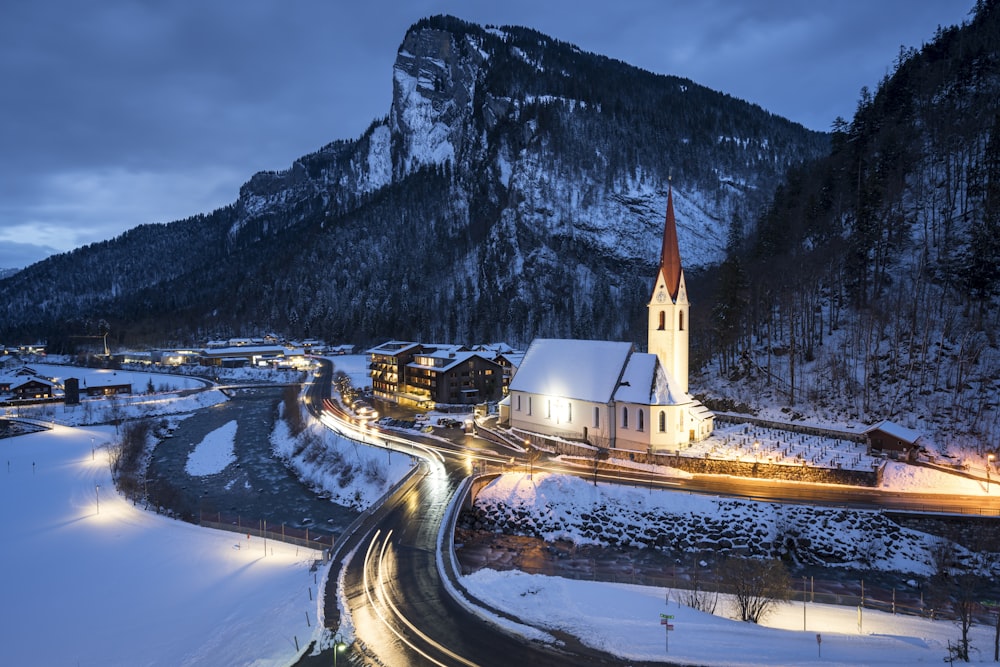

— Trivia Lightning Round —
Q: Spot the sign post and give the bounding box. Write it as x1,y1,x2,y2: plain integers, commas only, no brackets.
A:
660,614,674,653
816,633,822,658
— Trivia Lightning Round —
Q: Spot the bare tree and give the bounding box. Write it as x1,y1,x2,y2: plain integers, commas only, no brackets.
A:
928,535,994,663
681,565,719,614
590,446,609,486
719,556,791,623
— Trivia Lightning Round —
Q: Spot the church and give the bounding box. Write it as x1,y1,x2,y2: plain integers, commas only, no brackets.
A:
502,188,714,453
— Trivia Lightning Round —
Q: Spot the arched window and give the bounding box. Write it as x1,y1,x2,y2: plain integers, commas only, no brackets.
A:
622,406,629,429
637,409,644,432
679,311,684,331
658,410,666,432
658,311,666,330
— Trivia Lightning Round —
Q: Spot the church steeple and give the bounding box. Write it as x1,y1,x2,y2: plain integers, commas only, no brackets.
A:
655,186,683,302
648,185,689,394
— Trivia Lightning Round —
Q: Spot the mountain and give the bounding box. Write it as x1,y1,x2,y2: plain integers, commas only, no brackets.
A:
702,0,999,451
0,15,828,350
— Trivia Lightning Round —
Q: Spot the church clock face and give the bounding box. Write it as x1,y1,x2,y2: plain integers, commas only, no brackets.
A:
655,290,668,303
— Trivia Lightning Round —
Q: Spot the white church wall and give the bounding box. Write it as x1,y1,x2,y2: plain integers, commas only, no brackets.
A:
508,390,612,444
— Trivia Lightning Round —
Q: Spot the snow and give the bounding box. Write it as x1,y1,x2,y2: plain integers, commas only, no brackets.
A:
0,424,323,667
4,357,997,665
185,419,237,476
462,568,997,666
459,471,1000,665
509,339,633,403
687,421,882,472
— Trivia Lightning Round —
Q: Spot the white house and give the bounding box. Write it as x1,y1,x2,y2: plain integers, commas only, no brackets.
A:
506,187,714,452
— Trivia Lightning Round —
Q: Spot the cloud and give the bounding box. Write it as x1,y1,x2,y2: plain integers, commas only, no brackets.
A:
0,240,60,271
0,166,246,261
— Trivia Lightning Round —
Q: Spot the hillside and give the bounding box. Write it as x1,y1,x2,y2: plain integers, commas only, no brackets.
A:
700,0,999,456
0,15,827,349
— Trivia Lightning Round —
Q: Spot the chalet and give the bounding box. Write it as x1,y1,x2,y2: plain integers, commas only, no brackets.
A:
494,351,525,396
81,375,133,397
367,341,503,406
11,376,54,400
866,420,922,461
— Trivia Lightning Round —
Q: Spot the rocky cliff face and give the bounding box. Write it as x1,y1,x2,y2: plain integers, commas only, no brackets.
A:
0,16,828,348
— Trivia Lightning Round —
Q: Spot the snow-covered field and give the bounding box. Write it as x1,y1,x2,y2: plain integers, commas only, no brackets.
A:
462,568,997,666
0,423,324,667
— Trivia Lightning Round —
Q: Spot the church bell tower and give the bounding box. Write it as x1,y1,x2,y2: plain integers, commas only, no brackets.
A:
647,186,689,394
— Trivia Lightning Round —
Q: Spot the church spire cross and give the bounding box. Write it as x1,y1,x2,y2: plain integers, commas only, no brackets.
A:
657,185,683,301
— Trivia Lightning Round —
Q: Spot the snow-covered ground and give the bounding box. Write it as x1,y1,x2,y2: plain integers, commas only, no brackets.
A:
690,421,881,472
462,568,997,666
459,472,999,665
0,423,325,667
3,356,997,665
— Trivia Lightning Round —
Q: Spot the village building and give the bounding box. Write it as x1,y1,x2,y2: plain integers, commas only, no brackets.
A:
503,188,714,452
367,341,503,407
79,375,133,397
866,420,922,461
10,376,55,400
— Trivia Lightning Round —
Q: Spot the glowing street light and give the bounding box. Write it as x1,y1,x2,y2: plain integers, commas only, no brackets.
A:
333,634,347,666
95,484,100,514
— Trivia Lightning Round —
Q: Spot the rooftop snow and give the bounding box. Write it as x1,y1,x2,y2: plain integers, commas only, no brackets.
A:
509,339,632,403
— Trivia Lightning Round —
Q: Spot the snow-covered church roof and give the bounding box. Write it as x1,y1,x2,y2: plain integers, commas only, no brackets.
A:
509,339,632,403
613,352,688,406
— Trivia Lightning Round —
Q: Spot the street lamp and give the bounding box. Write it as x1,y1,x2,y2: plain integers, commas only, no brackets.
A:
95,484,100,514
333,634,347,667
525,438,532,479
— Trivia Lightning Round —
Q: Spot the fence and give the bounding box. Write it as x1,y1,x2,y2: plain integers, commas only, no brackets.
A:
461,555,997,626
198,511,334,552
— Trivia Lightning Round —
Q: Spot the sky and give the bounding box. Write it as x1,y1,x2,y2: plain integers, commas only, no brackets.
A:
0,1,975,271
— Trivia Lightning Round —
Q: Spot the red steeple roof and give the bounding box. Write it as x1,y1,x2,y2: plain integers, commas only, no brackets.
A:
657,186,683,300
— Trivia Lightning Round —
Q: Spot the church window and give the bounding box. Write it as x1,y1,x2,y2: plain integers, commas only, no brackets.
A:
516,395,521,411
679,311,684,331
658,311,665,330
593,407,600,428
637,409,644,432
622,406,629,429
658,410,666,432
546,399,552,419
527,396,532,415
567,402,572,423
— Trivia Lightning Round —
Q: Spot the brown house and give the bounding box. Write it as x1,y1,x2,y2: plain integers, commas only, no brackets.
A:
367,341,424,400
404,350,502,406
866,420,922,461
12,377,54,400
